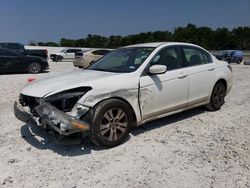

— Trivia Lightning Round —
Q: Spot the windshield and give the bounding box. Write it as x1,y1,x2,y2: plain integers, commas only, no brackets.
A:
88,47,155,73
60,49,67,53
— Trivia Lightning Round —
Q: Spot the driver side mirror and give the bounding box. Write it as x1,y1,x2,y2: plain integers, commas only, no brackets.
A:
149,64,167,75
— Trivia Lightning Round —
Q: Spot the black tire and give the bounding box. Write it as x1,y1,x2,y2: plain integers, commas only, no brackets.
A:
86,99,133,148
57,56,63,62
205,82,226,111
27,62,42,73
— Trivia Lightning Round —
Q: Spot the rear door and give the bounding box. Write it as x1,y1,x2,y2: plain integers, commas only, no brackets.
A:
181,46,216,106
139,46,189,120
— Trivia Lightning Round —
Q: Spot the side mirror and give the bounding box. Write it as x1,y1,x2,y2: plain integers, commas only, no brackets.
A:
149,64,167,75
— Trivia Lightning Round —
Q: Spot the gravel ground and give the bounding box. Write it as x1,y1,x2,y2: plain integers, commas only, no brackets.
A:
0,62,249,188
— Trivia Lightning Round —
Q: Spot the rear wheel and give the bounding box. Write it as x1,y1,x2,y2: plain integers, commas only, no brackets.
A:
56,56,63,62
28,62,41,73
206,82,226,111
87,99,132,148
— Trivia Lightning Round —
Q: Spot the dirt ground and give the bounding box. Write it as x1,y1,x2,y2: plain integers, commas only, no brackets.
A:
0,62,249,188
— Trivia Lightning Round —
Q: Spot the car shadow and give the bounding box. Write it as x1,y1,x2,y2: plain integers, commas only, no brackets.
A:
0,71,50,75
20,107,205,156
20,123,101,156
131,107,206,136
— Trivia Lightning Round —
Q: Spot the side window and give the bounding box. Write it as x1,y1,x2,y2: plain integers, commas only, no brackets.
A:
67,49,73,53
0,49,18,56
91,50,97,55
183,47,212,66
98,50,111,55
71,49,81,53
151,47,181,71
92,50,101,55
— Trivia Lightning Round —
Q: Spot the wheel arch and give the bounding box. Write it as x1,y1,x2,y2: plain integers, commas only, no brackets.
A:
215,78,227,92
91,97,138,126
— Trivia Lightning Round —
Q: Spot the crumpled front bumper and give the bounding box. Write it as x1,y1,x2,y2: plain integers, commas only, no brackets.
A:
14,101,90,136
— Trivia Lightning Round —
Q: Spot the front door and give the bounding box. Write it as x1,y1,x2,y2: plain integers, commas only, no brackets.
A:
139,47,189,120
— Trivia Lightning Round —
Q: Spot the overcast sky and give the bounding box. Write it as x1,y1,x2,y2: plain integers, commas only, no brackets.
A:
0,0,249,44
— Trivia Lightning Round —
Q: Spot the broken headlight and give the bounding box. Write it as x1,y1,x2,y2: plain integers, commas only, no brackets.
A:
36,103,89,132
43,87,91,112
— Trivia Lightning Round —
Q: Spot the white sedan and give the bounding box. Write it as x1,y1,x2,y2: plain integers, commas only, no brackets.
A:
50,48,82,62
14,42,233,147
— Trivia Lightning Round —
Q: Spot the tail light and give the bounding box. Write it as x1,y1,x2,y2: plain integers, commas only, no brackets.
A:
227,64,233,72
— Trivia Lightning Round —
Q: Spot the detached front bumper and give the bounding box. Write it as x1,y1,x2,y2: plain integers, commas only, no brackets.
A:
14,101,90,136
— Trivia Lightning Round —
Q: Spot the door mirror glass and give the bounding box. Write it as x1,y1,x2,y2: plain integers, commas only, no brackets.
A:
149,65,167,75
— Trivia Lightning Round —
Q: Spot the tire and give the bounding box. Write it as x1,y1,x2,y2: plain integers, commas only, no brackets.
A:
57,56,63,62
205,82,226,111
27,62,42,73
87,99,133,148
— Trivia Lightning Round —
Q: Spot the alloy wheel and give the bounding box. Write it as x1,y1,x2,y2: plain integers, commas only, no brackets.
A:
100,108,128,141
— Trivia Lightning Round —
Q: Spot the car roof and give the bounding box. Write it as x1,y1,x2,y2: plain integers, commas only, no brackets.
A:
125,42,201,48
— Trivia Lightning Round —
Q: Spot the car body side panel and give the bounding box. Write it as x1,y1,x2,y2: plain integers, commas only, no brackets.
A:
139,69,188,120
77,73,142,122
186,63,217,106
211,58,233,95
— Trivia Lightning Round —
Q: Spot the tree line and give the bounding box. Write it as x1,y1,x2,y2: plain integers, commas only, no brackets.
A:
29,24,250,50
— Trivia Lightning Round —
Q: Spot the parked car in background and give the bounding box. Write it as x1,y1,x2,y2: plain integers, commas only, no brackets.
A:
50,48,82,62
26,49,48,59
214,50,243,64
73,49,112,68
14,42,233,148
0,47,49,73
0,42,48,59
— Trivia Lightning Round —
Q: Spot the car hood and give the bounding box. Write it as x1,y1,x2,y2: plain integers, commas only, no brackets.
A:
21,70,117,98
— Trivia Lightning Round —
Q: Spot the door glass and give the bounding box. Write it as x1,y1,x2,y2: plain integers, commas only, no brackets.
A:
151,47,180,70
183,47,212,66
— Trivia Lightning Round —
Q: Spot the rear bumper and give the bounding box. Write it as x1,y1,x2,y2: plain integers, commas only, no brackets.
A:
73,58,84,67
14,101,90,136
41,63,49,70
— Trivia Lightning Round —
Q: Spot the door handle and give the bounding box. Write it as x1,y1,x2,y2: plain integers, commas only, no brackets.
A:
208,66,215,71
177,73,188,79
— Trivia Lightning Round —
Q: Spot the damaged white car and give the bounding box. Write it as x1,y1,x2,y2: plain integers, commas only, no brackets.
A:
14,42,233,147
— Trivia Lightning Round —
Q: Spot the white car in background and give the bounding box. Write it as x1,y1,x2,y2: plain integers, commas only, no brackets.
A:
14,42,233,148
50,48,82,62
73,49,112,68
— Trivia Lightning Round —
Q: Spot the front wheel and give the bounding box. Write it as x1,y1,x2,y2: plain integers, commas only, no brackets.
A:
205,82,226,111
88,99,133,148
28,62,42,73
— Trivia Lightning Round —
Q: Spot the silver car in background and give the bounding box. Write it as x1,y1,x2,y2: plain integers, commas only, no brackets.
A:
73,49,112,68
